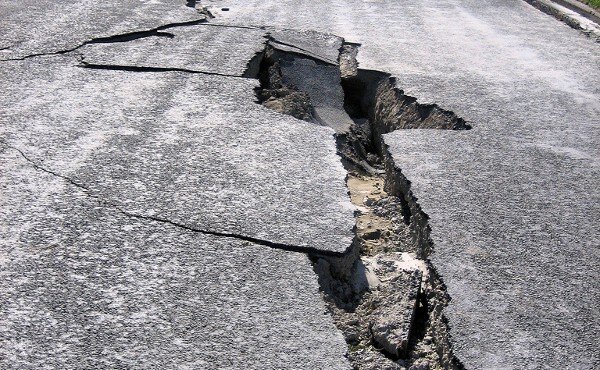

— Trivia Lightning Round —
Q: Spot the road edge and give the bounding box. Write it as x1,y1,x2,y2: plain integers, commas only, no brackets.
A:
523,0,600,41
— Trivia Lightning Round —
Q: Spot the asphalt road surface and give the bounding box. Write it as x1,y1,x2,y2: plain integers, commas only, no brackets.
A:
207,0,600,368
1,0,599,369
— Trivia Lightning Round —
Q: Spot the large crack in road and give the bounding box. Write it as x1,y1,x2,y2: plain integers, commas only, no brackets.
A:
252,35,470,369
1,7,473,365
4,1,598,368
6,15,472,367
2,16,469,367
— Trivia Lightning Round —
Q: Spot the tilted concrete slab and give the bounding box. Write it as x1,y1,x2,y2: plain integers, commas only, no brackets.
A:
269,30,354,134
0,57,354,254
0,0,205,60
269,28,343,64
79,24,267,76
0,146,351,369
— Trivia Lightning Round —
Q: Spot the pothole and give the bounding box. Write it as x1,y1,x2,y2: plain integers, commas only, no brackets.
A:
249,34,467,370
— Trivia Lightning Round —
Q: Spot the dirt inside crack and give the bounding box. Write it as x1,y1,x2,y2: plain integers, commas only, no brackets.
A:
252,36,467,370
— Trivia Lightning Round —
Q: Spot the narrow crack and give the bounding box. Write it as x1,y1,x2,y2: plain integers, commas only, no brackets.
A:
3,142,343,257
86,30,176,44
252,37,466,370
78,60,248,78
2,19,208,61
196,23,262,30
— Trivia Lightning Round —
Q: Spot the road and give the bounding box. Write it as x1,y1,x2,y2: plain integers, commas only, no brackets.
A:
206,0,600,368
0,1,353,368
1,0,599,369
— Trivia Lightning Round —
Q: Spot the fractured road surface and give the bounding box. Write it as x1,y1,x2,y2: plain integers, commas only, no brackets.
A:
0,147,349,368
1,0,599,369
205,0,600,368
0,1,354,368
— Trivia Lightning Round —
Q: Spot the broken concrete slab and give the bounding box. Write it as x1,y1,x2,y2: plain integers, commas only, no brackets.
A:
0,56,355,254
79,24,267,76
367,259,422,358
0,0,205,60
269,28,343,64
384,125,600,369
0,146,351,369
278,56,354,133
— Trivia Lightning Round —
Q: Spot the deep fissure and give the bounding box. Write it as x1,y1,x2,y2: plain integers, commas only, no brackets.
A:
5,21,470,368
253,37,467,370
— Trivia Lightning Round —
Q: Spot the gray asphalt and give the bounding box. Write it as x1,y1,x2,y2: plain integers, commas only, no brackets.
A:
79,24,267,75
0,0,205,60
0,145,349,369
0,1,355,368
0,56,354,255
205,0,600,368
2,0,599,368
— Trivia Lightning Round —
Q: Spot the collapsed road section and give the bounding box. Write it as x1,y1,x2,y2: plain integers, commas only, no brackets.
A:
252,32,470,369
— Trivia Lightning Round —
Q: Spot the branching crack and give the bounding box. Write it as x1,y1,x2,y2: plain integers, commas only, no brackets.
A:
3,142,342,257
2,19,207,61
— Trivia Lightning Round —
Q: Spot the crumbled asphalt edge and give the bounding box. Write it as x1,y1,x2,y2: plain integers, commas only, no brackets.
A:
523,0,600,41
253,39,467,369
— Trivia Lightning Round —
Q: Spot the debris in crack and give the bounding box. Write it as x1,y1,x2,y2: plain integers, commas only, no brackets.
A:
253,35,467,370
254,46,318,122
370,268,422,358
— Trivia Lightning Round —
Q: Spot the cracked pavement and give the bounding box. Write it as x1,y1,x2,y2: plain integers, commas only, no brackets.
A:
1,1,354,368
205,0,600,368
1,0,599,369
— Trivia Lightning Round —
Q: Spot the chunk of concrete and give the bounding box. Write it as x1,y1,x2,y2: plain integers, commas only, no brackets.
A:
367,261,422,358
